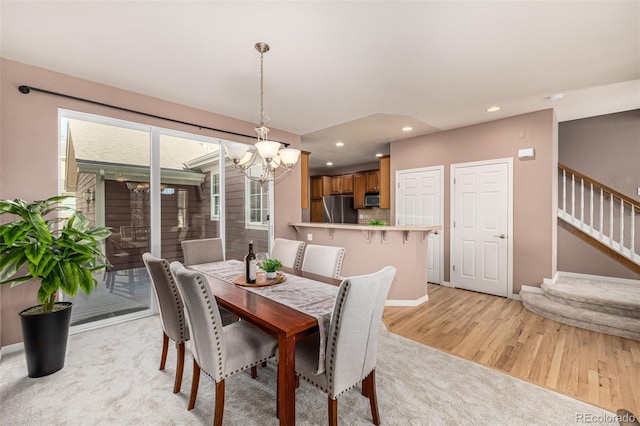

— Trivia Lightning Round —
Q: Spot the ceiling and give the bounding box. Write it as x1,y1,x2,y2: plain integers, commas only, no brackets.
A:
1,1,638,174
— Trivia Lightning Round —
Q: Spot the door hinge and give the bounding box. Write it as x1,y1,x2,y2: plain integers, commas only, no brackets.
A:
453,221,456,228
453,178,456,185
453,265,456,271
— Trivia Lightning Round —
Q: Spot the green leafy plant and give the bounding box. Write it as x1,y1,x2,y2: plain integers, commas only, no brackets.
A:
0,196,112,313
260,258,283,273
367,220,387,226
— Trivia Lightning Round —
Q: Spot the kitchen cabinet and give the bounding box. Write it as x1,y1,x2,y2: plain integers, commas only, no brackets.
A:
341,173,353,193
310,199,324,222
353,174,366,209
300,151,310,208
379,155,390,209
310,176,331,199
365,170,380,192
330,173,354,194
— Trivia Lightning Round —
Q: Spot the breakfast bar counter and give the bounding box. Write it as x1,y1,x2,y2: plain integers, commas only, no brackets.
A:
288,222,442,304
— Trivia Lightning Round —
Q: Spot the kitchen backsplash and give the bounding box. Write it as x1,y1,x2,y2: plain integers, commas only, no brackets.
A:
358,207,391,225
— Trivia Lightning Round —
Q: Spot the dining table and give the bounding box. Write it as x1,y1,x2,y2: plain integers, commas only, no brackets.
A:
188,259,342,426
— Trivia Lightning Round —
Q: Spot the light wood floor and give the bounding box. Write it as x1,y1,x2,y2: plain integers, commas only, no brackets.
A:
383,284,640,416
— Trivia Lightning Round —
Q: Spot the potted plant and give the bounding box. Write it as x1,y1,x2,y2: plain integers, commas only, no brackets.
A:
260,258,282,279
0,196,111,377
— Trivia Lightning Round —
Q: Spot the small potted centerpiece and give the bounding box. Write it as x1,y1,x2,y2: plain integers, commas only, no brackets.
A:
260,258,283,279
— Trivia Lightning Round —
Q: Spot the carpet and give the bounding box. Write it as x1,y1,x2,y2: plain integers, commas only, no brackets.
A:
0,316,617,425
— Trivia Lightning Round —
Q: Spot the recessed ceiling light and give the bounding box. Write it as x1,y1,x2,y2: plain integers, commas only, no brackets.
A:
376,153,383,158
549,93,564,102
486,106,501,112
402,126,413,132
326,162,333,166
335,141,344,147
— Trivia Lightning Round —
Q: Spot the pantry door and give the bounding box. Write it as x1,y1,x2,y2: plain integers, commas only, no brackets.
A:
396,166,443,285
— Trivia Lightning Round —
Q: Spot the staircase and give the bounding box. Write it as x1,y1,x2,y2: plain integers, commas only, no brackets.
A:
520,275,640,341
520,164,640,341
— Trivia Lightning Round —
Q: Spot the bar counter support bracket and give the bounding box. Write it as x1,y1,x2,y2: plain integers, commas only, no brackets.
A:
381,230,388,244
362,230,373,244
326,228,334,239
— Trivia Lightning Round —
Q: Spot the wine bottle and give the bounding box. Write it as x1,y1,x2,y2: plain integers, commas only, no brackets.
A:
245,240,257,283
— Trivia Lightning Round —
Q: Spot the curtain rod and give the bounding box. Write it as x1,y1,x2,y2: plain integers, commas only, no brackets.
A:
17,85,289,146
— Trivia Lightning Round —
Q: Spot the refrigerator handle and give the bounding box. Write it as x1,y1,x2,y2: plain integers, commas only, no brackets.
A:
322,197,334,223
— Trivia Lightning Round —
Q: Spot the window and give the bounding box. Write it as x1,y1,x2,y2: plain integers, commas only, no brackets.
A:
211,173,220,220
246,164,269,229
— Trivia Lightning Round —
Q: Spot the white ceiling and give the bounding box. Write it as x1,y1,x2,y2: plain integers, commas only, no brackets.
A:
1,1,638,174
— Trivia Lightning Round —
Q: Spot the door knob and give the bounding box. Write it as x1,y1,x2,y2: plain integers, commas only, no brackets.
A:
494,234,506,239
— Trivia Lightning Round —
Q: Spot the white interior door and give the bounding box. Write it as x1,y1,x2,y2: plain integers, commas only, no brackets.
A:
451,159,511,297
396,166,443,284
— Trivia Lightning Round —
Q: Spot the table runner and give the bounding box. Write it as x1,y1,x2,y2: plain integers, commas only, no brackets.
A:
190,259,339,374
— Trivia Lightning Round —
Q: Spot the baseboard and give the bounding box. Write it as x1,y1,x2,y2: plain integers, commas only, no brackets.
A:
0,341,25,359
556,271,640,285
520,284,545,295
385,294,429,307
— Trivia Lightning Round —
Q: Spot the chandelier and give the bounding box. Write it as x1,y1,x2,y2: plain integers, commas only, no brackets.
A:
223,42,300,185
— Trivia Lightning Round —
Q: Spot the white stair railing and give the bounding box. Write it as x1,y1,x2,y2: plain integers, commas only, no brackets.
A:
558,163,640,267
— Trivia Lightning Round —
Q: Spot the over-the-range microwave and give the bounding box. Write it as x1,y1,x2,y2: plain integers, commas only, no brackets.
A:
364,194,380,207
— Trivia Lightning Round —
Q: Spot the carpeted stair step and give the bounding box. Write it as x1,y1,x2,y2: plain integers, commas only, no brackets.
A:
541,277,640,319
520,289,640,341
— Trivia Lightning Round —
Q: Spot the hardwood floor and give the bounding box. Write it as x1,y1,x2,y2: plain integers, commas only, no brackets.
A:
383,284,640,416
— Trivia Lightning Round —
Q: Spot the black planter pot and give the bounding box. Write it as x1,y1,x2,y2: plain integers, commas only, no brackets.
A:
19,302,73,378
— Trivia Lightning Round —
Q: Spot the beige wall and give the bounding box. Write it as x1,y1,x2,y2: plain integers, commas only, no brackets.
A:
559,110,640,202
390,109,557,294
0,59,301,347
557,109,640,278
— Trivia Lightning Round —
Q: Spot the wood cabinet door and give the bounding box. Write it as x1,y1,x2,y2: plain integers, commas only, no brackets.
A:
354,174,366,208
331,176,342,194
310,199,324,222
341,174,354,193
365,171,379,192
379,155,391,208
310,176,322,199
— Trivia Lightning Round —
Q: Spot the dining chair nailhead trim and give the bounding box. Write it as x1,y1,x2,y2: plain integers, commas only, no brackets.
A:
154,257,188,343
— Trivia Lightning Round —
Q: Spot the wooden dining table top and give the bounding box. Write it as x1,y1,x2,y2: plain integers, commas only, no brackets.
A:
197,264,342,337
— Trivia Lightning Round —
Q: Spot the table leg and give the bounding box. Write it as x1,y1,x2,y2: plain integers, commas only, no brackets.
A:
278,334,296,425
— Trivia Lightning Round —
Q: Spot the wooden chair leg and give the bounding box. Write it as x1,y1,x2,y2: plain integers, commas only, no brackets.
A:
188,360,201,410
362,370,380,425
251,365,257,379
214,380,225,426
160,332,169,370
173,341,185,393
328,397,338,426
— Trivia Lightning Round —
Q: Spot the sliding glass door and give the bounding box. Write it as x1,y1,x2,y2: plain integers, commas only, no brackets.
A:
59,110,223,329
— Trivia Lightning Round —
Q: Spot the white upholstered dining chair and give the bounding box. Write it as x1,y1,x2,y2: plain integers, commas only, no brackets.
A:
142,253,189,394
181,238,224,266
300,244,345,279
181,237,238,325
170,262,278,424
270,238,305,270
294,266,396,426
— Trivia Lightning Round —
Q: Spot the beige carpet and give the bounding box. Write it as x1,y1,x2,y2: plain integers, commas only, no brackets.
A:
0,315,617,425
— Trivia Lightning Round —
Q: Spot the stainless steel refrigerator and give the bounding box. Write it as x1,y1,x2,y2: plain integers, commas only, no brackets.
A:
321,195,358,224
